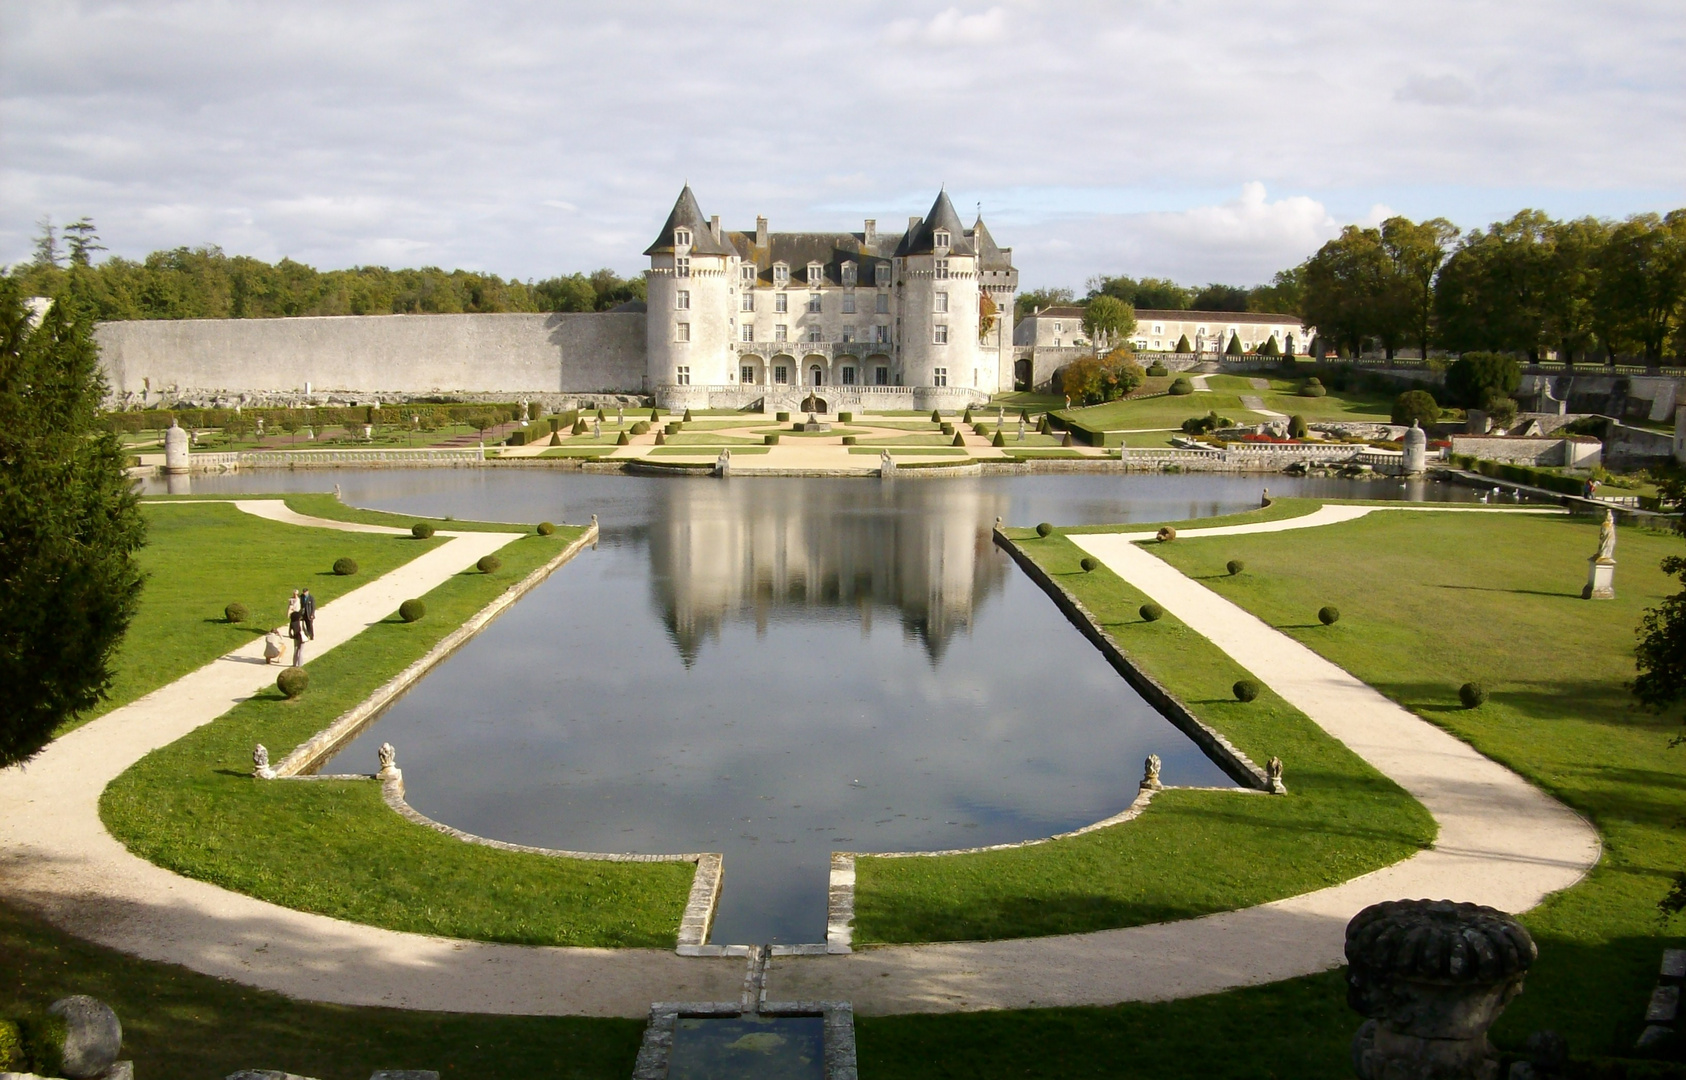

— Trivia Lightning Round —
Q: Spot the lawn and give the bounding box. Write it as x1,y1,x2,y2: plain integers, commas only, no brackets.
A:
648,445,771,456
1056,373,1395,440
101,524,697,949
1147,507,1686,1055
82,500,437,725
847,446,971,456
849,525,1434,944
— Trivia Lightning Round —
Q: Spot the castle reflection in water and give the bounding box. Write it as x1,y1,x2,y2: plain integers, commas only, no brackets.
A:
643,480,1010,665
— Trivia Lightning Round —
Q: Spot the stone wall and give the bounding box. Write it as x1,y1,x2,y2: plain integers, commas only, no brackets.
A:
95,312,647,405
1450,434,1601,468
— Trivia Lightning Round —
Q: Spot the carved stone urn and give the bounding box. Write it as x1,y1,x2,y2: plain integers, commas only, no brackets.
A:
1346,899,1536,1080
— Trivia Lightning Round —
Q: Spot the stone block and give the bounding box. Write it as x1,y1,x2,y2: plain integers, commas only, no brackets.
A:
1646,984,1680,1024
1661,948,1686,983
48,997,122,1080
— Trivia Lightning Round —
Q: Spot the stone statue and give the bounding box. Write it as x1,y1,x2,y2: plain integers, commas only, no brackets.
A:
1017,417,1026,441
252,744,276,780
715,448,731,478
163,419,190,475
1346,899,1535,1080
1585,509,1617,599
1266,756,1286,794
1141,753,1163,791
880,448,896,477
1597,508,1616,562
377,741,400,780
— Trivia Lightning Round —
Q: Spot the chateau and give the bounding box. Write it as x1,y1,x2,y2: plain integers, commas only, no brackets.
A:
645,186,1017,411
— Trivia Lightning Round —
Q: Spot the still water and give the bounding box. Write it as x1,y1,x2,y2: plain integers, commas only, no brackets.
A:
147,470,1494,943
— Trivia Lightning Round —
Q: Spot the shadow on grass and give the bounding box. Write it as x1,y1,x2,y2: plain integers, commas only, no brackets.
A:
1436,583,1584,600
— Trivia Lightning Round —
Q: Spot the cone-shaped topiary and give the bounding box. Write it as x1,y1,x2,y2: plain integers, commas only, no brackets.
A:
399,599,426,622
1038,414,1051,434
1257,336,1281,357
225,602,249,623
1233,679,1260,702
537,521,555,535
649,408,660,421
596,408,606,421
1019,408,1030,422
962,408,974,423
277,666,308,698
333,557,359,575
1225,333,1244,356
1080,556,1098,572
1174,334,1193,353
1035,522,1054,537
1061,432,1073,447
411,522,434,540
549,432,562,446
931,409,942,423
617,431,631,445
654,431,666,445
1227,559,1245,576
1139,602,1164,622
683,408,693,422
1459,682,1488,708
476,554,502,573
1318,605,1340,625
952,431,966,447
992,430,1005,447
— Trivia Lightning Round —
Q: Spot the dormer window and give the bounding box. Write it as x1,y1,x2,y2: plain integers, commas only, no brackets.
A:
841,261,857,287
773,262,790,287
934,229,950,250
741,264,757,284
674,227,692,249
807,262,824,286
875,263,891,287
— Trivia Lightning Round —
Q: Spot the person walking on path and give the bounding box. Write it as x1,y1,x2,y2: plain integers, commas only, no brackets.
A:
299,587,316,640
287,591,305,666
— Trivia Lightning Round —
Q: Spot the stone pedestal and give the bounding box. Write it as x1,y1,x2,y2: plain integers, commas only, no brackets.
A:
163,420,190,474
1583,557,1615,600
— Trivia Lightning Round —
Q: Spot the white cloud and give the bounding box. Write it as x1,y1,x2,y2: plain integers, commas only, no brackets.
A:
885,6,1009,46
1396,73,1477,106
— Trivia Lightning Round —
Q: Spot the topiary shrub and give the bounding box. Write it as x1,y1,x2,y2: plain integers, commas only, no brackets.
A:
649,408,661,421
764,433,780,445
838,411,853,422
1459,682,1488,708
631,421,651,435
842,435,857,445
1169,377,1194,396
1035,522,1054,537
1061,432,1073,447
476,554,502,573
1080,556,1098,572
776,411,791,422
962,408,974,423
1226,559,1245,576
549,432,562,446
399,598,426,622
1139,602,1164,622
571,418,588,435
411,522,435,539
616,431,631,445
596,408,606,421
992,430,1005,447
1233,679,1260,702
277,666,309,698
1300,378,1327,398
682,408,693,422
951,431,966,447
1318,605,1340,625
1288,414,1308,439
537,521,555,535
224,602,249,623
664,422,680,435
931,409,942,423
654,431,666,445
1147,362,1169,377
333,557,359,575
1156,526,1177,542
940,422,955,435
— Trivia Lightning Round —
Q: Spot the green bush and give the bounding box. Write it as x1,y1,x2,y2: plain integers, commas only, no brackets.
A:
476,554,502,574
682,408,693,421
764,434,780,445
941,422,955,435
1300,378,1327,398
1393,389,1441,427
1035,522,1054,537
224,601,249,623
1169,377,1194,396
1288,414,1308,439
963,408,974,423
398,599,426,623
548,432,562,446
654,431,666,445
664,422,680,435
277,666,309,698
1225,334,1244,356
842,435,857,445
992,430,1005,447
931,409,942,422
1318,605,1340,625
1147,362,1169,377
776,411,791,422
839,411,854,422
616,431,631,446
537,521,555,535
411,522,434,540
571,418,588,435
1459,682,1488,708
1256,336,1281,357
16,1014,64,1074
1139,602,1164,622
1173,335,1192,354
1446,353,1521,409
951,431,966,447
1226,559,1245,576
631,421,651,435
505,429,527,446
0,1019,25,1071
1079,556,1098,572
1233,679,1260,702
332,557,359,575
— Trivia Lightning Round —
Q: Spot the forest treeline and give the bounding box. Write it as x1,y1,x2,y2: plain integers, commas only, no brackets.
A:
3,220,645,321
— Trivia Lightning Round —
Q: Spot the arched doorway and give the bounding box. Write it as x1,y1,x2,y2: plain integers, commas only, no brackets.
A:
800,393,828,413
738,354,765,386
810,365,824,386
1014,358,1032,391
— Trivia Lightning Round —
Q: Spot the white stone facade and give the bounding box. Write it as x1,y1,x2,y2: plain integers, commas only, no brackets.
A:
1015,306,1311,357
646,187,1016,409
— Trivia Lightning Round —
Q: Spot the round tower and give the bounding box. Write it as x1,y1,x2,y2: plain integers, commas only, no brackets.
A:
896,191,981,392
645,186,737,406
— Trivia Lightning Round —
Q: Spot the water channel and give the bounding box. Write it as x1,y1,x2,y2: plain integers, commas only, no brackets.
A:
147,470,1498,943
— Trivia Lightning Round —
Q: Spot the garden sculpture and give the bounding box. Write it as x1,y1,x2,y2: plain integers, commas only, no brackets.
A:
1597,508,1616,561
1141,754,1163,791
1584,509,1617,600
252,744,276,779
1267,756,1286,794
377,741,400,780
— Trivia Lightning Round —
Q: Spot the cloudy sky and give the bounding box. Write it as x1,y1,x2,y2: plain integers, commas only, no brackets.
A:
3,1,1682,292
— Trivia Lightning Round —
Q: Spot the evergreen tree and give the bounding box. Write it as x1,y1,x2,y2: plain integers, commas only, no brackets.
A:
0,280,145,766
1225,333,1244,356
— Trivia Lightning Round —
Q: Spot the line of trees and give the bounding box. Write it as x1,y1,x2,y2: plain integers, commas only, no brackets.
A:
4,217,646,322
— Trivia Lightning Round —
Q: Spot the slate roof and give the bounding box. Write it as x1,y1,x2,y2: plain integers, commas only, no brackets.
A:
644,185,736,257
1025,306,1303,323
896,190,975,257
968,216,1013,271
726,230,903,287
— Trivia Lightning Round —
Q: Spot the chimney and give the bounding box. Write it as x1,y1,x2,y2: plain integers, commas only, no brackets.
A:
864,218,877,246
756,216,768,248
709,215,721,242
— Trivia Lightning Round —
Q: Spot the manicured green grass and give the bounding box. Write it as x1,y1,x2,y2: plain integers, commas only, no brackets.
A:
846,446,970,456
271,493,543,533
1255,375,1394,420
750,426,869,438
853,432,956,446
664,432,766,445
988,391,1065,412
0,899,640,1080
648,445,771,456
102,527,696,948
1000,448,1087,459
1059,391,1254,432
537,446,615,458
1148,508,1686,1055
83,501,437,724
850,529,1434,944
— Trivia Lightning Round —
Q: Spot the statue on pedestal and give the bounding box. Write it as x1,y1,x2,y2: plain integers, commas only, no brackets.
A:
1584,509,1617,600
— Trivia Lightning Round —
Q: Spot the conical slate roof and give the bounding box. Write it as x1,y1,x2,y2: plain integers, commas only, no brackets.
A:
644,185,735,256
897,190,975,257
969,215,1012,270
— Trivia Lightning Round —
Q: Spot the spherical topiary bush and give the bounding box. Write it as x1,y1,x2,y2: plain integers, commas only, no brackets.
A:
1318,605,1340,625
1140,602,1164,622
476,554,503,574
1300,378,1327,398
277,666,309,698
224,602,249,623
1459,682,1488,708
411,522,435,540
1156,526,1177,542
631,421,651,435
1147,362,1169,377
1226,559,1245,576
1080,556,1098,572
537,521,555,535
398,599,426,623
1233,679,1260,702
332,557,358,576
1169,377,1194,396
1036,522,1054,537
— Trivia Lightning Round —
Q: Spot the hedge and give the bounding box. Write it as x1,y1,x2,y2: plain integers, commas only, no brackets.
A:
1448,454,1587,497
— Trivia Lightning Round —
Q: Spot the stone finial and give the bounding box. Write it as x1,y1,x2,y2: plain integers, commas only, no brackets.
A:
48,995,123,1079
995,516,1003,531
253,744,276,780
1346,899,1536,1080
1266,756,1286,794
1141,753,1163,791
377,742,400,780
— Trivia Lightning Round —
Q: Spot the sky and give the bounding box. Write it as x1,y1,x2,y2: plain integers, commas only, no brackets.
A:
2,1,1683,293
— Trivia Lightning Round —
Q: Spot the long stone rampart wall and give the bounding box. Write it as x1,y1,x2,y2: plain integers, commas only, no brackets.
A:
95,311,647,403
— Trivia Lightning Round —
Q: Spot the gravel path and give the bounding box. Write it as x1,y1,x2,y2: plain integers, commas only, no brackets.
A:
1240,394,1288,419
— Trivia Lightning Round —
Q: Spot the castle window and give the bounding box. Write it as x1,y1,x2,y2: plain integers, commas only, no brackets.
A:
875,366,889,385
807,293,822,314
742,365,756,384
875,264,891,287
841,325,854,343
841,262,857,287
676,365,690,385
741,325,754,342
807,262,824,286
741,292,754,312
774,364,789,384
675,256,691,278
935,291,949,313
775,293,788,313
775,324,788,342
875,293,889,314
842,294,856,314
676,290,690,310
1153,324,1162,334
934,258,949,280
675,322,690,342
933,325,949,345
841,366,856,385
674,227,692,248
773,263,790,286
875,325,889,343
807,326,823,343
741,264,756,284
934,229,950,250
933,366,948,386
